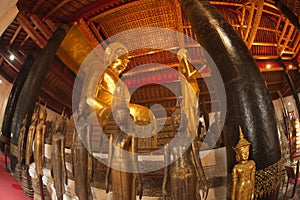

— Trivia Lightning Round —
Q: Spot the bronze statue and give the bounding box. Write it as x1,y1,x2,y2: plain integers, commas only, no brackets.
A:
231,127,256,200
51,114,68,200
162,107,209,200
105,103,143,200
16,115,28,169
25,106,39,187
34,105,47,200
71,99,93,200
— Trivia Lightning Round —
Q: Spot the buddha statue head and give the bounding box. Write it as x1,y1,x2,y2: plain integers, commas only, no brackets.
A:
105,42,129,76
234,126,251,162
39,104,47,122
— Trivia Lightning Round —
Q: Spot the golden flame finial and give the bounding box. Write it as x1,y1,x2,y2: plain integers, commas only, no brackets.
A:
235,126,250,149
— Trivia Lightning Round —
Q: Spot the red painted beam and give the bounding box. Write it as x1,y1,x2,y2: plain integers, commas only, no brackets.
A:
30,14,52,39
16,13,47,48
66,0,121,23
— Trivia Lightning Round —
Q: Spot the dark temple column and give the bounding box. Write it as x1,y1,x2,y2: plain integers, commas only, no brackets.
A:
179,0,281,199
10,24,69,171
277,59,300,116
0,54,35,152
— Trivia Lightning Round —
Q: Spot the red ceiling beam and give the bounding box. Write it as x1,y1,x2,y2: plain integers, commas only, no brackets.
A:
29,14,52,39
16,13,47,48
66,0,121,23
0,50,20,73
41,81,72,109
32,0,45,13
44,0,71,19
7,49,25,64
44,19,57,32
9,25,22,47
50,57,76,89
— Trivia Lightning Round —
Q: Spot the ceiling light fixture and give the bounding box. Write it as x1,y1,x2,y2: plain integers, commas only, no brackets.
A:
266,64,271,69
289,64,293,69
9,54,15,61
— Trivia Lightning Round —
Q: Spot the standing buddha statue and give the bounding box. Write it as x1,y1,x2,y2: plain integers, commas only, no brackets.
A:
51,113,68,200
16,115,28,169
162,106,209,200
105,103,143,200
231,127,256,200
34,104,47,200
72,99,93,200
25,106,39,187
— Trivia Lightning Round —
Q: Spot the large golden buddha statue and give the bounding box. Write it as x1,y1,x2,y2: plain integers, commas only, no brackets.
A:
231,127,256,200
90,42,155,128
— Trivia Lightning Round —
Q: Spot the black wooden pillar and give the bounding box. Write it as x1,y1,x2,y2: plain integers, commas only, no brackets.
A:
178,0,281,199
9,24,69,171
0,54,35,152
277,59,300,117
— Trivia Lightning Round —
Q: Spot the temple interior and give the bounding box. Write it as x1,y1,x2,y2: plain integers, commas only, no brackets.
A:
0,0,300,199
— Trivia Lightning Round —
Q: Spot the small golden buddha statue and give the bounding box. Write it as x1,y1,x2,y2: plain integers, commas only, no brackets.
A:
231,127,256,200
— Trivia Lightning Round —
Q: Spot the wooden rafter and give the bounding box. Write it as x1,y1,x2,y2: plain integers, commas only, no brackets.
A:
44,19,57,32
7,49,24,64
66,0,120,22
41,81,72,109
244,1,256,42
277,20,289,52
246,0,264,49
280,25,295,56
240,5,246,38
0,57,3,67
44,0,71,19
295,40,300,55
292,34,300,52
20,35,30,48
173,0,184,48
210,1,243,7
252,42,277,46
9,26,22,47
32,0,45,13
77,19,99,49
0,51,20,73
29,14,52,39
88,21,106,44
16,13,47,48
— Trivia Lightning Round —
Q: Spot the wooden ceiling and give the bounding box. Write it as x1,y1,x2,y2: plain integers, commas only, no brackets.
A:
0,0,300,117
